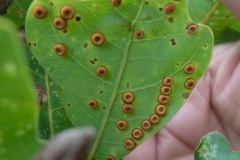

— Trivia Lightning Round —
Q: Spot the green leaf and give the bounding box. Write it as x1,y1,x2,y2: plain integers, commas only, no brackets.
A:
2,0,75,138
1,0,74,139
0,0,33,27
26,0,213,159
0,17,41,160
195,132,240,160
25,46,74,139
188,0,240,44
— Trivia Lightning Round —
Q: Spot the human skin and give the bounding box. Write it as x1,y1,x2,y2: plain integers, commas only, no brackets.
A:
124,1,240,160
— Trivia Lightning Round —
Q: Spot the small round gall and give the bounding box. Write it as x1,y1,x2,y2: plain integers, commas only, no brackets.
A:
158,95,169,104
33,5,48,19
184,63,195,74
96,66,108,77
184,78,196,89
54,43,67,56
91,32,105,46
122,104,134,113
107,155,116,160
162,76,173,86
155,105,166,116
134,30,144,39
111,0,122,7
131,128,143,139
141,120,152,130
149,114,160,124
187,23,198,34
160,86,172,95
116,120,128,130
124,138,136,150
53,16,68,30
122,92,135,104
163,3,176,14
60,5,75,20
88,99,98,108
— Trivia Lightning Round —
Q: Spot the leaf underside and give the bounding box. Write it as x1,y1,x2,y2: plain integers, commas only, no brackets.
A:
26,0,213,159
195,132,240,160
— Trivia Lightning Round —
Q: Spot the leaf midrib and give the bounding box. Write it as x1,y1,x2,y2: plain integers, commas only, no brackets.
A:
87,1,145,159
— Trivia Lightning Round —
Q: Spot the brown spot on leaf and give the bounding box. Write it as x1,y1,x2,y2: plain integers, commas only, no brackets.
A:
141,120,151,130
54,43,67,56
116,120,128,130
158,95,169,104
149,114,160,124
184,78,196,89
53,16,67,30
88,99,98,108
122,104,134,113
132,128,143,139
96,66,108,77
163,3,176,14
155,105,166,116
33,5,48,19
184,63,195,74
160,86,172,95
162,76,173,86
187,23,198,34
91,32,105,46
122,92,135,104
111,0,122,7
60,5,75,20
124,139,136,150
107,155,116,160
134,30,144,39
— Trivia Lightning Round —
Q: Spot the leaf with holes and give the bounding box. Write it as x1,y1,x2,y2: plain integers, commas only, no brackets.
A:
0,17,41,160
195,132,240,160
26,0,213,159
188,0,240,44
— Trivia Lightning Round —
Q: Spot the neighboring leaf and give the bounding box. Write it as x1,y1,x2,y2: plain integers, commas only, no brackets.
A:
26,0,213,159
1,0,74,139
195,132,240,160
25,46,74,139
188,0,240,44
0,0,33,27
0,17,41,160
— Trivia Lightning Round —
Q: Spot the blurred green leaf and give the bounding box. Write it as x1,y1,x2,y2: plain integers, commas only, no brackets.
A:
0,16,41,160
195,132,240,160
26,0,213,159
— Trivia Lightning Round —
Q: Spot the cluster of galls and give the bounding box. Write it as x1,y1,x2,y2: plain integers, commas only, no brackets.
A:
183,63,196,89
32,4,109,78
32,4,75,56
